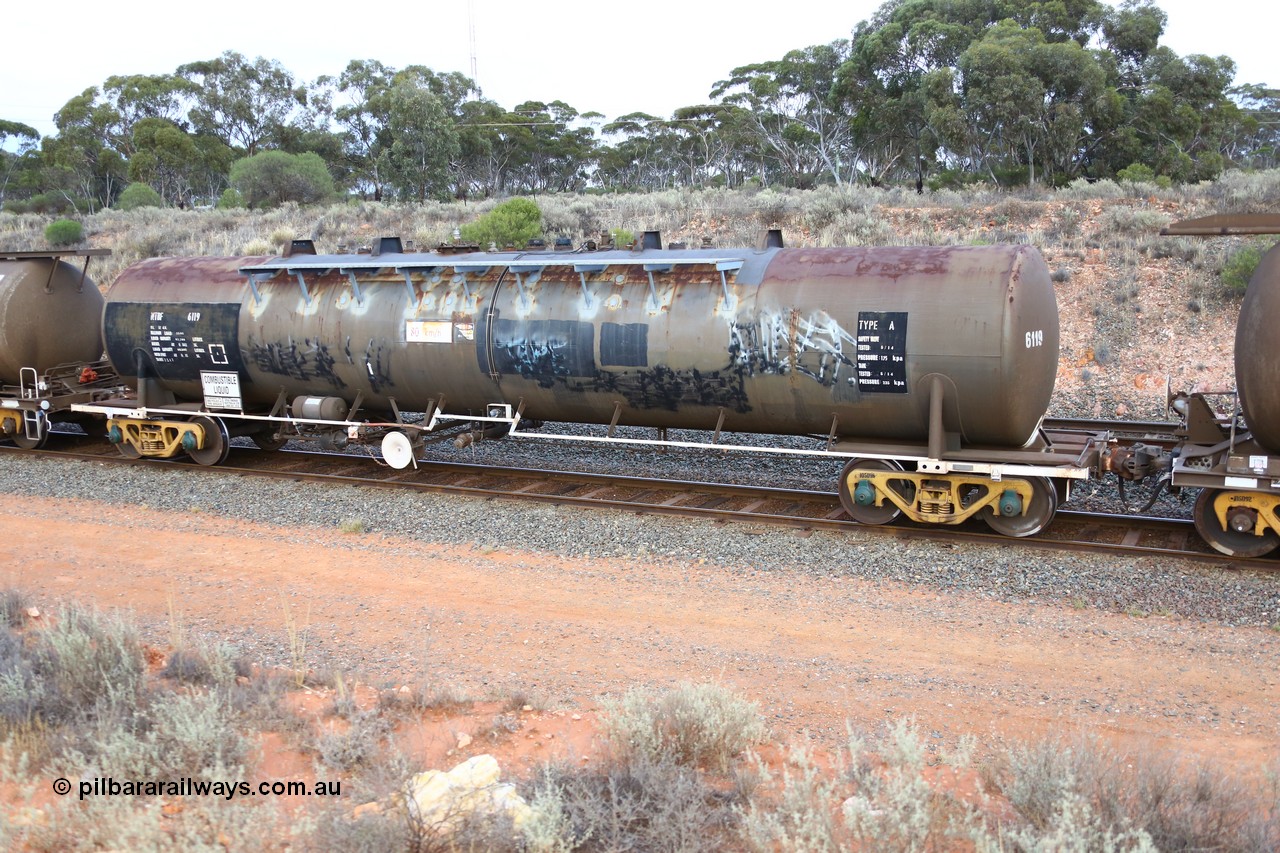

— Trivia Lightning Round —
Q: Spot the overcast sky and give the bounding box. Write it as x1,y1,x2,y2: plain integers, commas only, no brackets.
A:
3,0,1275,142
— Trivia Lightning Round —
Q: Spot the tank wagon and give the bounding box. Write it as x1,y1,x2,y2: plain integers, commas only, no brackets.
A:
74,233,1106,538
0,250,120,448
1147,214,1280,557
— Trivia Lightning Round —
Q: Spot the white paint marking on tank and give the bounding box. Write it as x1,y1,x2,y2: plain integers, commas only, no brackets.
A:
1226,476,1259,489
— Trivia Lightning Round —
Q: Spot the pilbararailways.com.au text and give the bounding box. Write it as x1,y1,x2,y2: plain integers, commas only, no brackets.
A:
56,777,342,801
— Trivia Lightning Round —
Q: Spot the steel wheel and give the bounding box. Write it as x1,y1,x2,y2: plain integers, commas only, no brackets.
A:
984,476,1058,538
1193,489,1280,558
839,458,910,525
11,421,48,450
188,416,230,466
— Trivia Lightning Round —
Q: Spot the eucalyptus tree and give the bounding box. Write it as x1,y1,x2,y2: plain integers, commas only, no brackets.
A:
669,104,740,187
329,59,396,200
598,112,680,190
500,101,597,194
178,51,308,155
1227,84,1280,170
383,83,460,203
451,98,518,199
0,119,39,204
43,88,127,210
128,118,234,207
101,73,198,151
954,20,1111,184
712,40,853,188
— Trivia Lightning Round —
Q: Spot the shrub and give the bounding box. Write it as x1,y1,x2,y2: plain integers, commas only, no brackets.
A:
78,692,247,779
523,757,733,851
43,219,83,246
0,589,30,628
460,198,542,249
1116,163,1156,184
1102,207,1170,235
6,192,78,215
987,733,1280,851
217,188,244,209
1220,240,1272,295
600,681,766,771
740,745,841,851
313,710,391,771
230,150,337,209
161,642,249,687
31,605,145,725
117,183,163,211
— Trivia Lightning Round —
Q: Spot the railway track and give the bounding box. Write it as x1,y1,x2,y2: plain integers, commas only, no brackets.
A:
5,429,1276,572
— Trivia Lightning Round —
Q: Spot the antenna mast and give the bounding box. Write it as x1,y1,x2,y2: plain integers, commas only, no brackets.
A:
468,1,478,85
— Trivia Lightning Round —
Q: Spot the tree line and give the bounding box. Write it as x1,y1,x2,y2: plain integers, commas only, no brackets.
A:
1,0,1276,213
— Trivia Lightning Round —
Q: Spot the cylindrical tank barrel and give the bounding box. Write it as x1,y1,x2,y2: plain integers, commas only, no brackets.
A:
1236,243,1280,453
0,255,105,384
102,244,1059,448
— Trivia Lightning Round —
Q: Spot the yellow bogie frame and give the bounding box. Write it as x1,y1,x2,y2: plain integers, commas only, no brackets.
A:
109,417,207,458
848,469,1036,525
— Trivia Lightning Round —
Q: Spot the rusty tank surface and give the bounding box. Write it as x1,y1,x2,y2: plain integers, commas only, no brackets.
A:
0,251,108,384
101,238,1059,448
1236,242,1280,454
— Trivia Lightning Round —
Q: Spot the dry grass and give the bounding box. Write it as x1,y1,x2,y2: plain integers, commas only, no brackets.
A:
0,595,1275,850
1,171,1276,289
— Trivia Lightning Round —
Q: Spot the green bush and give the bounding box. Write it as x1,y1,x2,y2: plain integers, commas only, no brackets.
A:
117,183,163,211
217,188,244,209
1220,241,1271,295
1116,163,1156,184
229,150,336,209
43,219,83,246
459,198,542,249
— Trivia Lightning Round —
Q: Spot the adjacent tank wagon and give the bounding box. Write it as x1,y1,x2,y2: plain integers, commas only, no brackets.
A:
1155,214,1280,557
0,250,118,447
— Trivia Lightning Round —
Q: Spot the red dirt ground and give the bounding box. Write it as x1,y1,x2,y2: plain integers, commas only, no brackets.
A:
4,492,1277,793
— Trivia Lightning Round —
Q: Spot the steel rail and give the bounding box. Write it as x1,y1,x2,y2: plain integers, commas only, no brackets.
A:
2,438,1276,572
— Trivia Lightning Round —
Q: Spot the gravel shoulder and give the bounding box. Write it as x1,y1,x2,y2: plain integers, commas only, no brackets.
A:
2,453,1277,776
